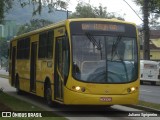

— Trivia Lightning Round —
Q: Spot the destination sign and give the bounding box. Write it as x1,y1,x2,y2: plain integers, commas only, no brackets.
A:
70,21,136,37
81,23,125,32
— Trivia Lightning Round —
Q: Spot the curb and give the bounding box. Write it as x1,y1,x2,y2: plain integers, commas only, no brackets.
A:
0,74,8,79
124,105,160,114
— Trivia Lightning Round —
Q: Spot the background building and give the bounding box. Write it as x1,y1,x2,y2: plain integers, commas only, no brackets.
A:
0,20,18,40
0,25,4,38
140,30,160,61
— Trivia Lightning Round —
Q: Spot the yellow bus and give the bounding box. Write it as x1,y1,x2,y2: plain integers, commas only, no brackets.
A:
9,18,139,106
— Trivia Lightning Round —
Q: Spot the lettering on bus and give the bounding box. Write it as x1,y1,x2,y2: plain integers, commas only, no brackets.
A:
81,23,125,32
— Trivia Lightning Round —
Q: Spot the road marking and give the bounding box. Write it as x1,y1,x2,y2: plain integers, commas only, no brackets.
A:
140,90,152,92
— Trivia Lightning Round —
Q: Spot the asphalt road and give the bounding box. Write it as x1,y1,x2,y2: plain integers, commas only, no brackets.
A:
139,84,160,104
0,69,9,76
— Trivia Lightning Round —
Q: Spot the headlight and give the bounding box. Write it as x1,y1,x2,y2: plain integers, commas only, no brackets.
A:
75,86,81,91
131,87,136,92
72,86,86,92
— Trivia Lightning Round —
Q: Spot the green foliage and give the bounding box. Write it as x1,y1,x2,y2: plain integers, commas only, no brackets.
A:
0,0,12,23
0,93,67,119
0,0,4,23
139,100,160,110
69,2,124,20
0,0,68,23
134,0,160,14
133,0,160,27
18,0,69,16
17,19,53,35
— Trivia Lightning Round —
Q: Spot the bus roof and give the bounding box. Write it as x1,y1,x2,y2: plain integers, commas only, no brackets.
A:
11,18,137,42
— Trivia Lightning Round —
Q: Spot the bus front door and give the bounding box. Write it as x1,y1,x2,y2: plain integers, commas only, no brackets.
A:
30,42,37,92
54,38,65,102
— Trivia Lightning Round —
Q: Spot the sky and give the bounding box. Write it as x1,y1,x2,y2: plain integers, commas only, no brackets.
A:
67,0,143,25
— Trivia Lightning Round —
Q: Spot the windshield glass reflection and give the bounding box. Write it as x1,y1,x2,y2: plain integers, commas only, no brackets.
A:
72,34,138,83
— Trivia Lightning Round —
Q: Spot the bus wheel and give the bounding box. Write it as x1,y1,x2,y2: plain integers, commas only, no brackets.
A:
45,83,53,107
15,75,23,95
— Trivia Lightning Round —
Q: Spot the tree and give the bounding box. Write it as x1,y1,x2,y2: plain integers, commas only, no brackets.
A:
69,2,124,20
17,19,53,35
0,38,8,59
134,0,160,59
133,0,160,27
0,0,69,23
18,0,69,16
134,0,160,14
0,0,12,23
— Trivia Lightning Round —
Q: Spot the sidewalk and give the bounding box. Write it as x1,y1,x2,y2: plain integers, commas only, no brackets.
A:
0,69,9,76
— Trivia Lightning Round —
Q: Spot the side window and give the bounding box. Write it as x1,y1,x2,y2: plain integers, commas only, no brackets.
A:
17,37,30,59
38,30,54,59
47,30,54,58
25,38,30,58
39,32,47,58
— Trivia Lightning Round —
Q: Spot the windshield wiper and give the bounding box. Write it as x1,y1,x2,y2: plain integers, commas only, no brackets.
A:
86,33,102,59
111,36,122,61
111,36,129,81
86,33,101,50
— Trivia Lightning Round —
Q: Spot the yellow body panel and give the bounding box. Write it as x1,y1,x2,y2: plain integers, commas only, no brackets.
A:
64,77,139,105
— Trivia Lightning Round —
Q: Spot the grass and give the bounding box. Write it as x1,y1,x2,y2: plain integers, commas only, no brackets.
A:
0,92,43,111
139,100,160,110
0,92,67,120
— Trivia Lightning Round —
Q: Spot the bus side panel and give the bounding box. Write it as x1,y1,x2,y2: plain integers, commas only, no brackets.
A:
36,62,54,97
35,31,55,97
17,60,30,92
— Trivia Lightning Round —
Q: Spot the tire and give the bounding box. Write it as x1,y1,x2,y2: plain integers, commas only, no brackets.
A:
15,76,23,95
45,83,53,107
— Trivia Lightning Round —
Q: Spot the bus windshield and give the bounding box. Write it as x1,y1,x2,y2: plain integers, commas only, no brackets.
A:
72,34,138,83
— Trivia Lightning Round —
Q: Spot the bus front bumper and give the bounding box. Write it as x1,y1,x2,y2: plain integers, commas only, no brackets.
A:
63,87,139,105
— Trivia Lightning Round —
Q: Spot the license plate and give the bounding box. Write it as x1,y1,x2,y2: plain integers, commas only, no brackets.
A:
100,97,112,102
